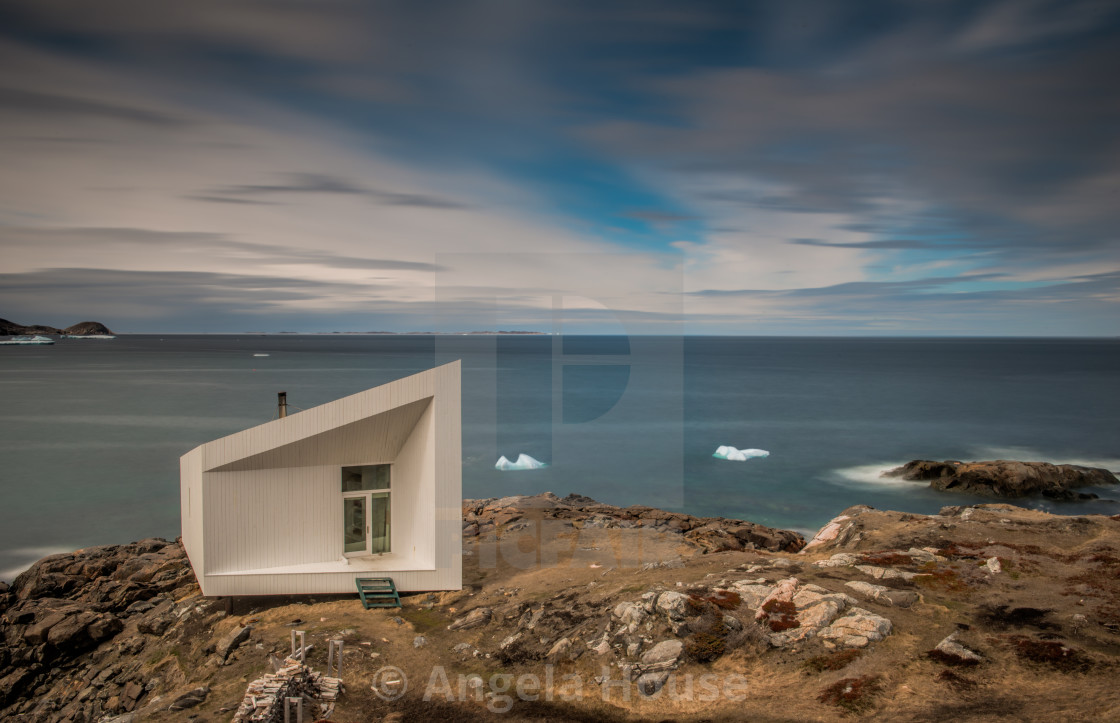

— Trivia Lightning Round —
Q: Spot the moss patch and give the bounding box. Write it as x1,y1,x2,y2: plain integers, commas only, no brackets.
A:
818,675,881,714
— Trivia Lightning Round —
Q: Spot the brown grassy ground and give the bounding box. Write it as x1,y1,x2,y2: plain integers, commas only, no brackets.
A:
127,504,1120,721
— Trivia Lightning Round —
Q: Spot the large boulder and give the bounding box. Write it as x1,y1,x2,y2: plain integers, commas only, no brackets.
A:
884,460,1117,499
818,608,892,648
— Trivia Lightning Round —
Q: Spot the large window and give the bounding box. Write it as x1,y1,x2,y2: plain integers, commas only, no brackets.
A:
342,465,390,556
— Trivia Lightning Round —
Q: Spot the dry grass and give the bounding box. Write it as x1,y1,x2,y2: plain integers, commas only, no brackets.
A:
860,552,914,566
937,669,978,691
803,649,863,673
913,563,970,593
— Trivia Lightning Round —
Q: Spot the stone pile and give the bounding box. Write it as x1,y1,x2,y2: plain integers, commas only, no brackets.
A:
233,657,342,722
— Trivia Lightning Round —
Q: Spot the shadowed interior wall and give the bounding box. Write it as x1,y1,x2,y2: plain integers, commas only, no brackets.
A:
393,398,435,568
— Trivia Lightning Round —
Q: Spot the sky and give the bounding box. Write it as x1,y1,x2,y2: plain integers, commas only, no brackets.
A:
1,0,1119,335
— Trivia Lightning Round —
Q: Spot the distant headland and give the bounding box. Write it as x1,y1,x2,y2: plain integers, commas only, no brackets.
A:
262,330,548,335
0,318,114,336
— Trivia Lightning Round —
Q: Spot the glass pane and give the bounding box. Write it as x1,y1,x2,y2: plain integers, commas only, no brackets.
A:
343,497,366,554
341,465,390,491
370,492,390,554
341,467,363,492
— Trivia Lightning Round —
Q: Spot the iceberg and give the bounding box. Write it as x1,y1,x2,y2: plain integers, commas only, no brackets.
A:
713,445,769,461
495,453,548,471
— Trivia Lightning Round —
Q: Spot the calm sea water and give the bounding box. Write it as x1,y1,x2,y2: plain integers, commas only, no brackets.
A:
1,335,1118,580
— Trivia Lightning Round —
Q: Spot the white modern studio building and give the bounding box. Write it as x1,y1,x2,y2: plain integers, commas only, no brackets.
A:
180,361,462,596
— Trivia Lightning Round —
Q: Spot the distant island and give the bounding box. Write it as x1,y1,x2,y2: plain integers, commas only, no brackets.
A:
0,318,114,336
259,330,548,335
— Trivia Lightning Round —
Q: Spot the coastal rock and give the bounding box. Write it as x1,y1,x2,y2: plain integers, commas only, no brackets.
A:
729,581,772,611
462,492,806,553
216,625,252,662
640,639,683,671
754,577,800,621
803,514,853,550
813,552,860,568
655,591,692,621
168,686,209,710
884,460,1117,499
0,537,205,716
819,608,892,648
844,580,918,608
589,629,611,655
856,565,918,582
931,632,983,665
546,637,573,661
612,601,648,633
448,607,492,631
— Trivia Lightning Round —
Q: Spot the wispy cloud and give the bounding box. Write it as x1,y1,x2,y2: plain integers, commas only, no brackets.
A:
201,173,468,209
1,226,445,272
788,239,956,251
0,86,192,127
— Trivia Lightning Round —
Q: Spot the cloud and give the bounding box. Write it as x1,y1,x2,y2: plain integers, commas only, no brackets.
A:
788,238,957,251
0,226,445,272
0,86,192,127
0,267,382,322
0,1,1118,334
184,195,280,206
202,173,468,209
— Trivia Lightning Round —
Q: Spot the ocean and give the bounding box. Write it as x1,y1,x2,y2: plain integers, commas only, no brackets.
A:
2,335,1118,581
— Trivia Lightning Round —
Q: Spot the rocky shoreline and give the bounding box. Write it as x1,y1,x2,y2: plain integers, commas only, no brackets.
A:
884,459,1118,500
2,494,1120,721
462,492,806,554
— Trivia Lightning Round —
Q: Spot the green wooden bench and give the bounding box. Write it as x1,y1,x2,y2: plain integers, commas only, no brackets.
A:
356,577,401,609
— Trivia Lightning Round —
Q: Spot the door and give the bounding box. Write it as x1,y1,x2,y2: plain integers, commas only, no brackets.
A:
342,464,391,556
343,496,366,554
369,491,390,554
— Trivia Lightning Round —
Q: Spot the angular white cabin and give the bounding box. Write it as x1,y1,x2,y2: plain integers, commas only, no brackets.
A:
180,361,462,596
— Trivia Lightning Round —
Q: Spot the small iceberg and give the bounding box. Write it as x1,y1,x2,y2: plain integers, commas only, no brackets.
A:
495,454,548,471
713,445,769,461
